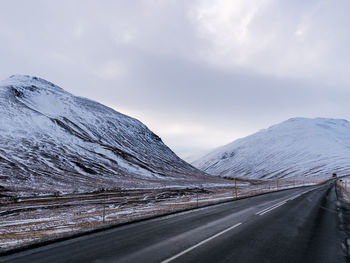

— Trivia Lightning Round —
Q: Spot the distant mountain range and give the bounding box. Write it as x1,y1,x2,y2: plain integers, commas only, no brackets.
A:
193,118,350,179
0,75,214,196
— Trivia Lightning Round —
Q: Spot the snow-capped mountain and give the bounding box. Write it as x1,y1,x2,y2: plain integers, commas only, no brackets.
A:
0,75,209,196
193,118,350,179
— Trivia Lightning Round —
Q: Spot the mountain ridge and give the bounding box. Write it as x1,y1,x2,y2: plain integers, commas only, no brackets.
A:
193,117,350,179
0,75,212,196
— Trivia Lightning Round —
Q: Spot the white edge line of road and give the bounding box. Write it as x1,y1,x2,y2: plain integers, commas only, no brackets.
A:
161,222,242,263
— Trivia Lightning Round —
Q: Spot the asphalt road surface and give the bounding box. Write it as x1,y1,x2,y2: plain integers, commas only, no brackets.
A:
0,181,345,263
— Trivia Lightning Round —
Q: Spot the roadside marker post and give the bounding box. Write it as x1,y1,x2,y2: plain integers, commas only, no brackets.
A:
234,178,238,199
102,199,106,223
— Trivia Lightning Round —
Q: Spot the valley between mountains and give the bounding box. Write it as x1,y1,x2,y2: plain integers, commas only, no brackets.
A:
0,75,346,261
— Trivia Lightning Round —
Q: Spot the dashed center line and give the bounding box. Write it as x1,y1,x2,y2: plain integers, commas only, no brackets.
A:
255,200,287,215
256,201,287,215
256,189,312,216
162,188,314,262
161,222,242,263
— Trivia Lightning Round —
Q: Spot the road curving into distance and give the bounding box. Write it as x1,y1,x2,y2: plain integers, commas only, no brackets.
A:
0,180,345,263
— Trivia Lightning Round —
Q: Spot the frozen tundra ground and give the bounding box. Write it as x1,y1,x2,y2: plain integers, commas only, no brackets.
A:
0,179,323,252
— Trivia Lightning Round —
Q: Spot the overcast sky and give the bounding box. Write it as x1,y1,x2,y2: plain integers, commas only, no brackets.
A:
1,0,350,160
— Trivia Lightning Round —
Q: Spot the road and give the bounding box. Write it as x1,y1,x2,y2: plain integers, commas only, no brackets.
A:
0,181,345,263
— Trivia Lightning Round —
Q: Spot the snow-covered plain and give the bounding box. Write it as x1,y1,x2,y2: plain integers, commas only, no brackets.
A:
0,75,217,196
193,118,350,179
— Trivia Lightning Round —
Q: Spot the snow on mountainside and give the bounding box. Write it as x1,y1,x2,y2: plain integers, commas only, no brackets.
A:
0,75,209,196
193,118,350,179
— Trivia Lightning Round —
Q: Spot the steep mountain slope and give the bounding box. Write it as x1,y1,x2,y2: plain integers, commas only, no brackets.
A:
0,75,210,196
193,118,350,179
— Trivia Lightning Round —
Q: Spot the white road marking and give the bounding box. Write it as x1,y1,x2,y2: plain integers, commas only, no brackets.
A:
257,201,287,215
163,187,316,262
256,188,314,216
255,200,287,215
161,222,242,263
289,194,301,200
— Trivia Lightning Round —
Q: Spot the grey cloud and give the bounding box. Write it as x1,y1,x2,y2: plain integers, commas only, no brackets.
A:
1,0,350,158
